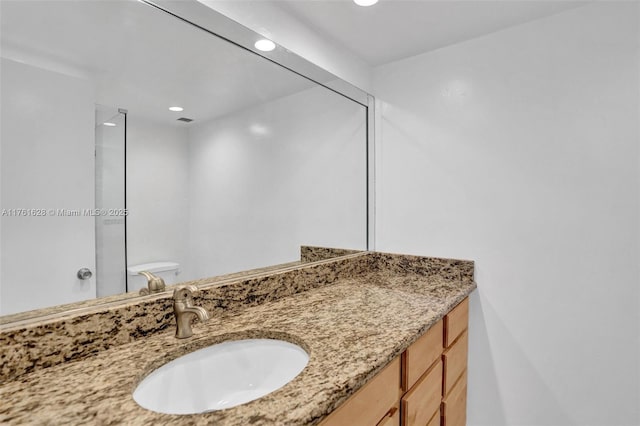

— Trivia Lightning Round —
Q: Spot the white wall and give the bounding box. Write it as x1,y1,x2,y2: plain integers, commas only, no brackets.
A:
1,58,96,314
126,117,191,285
198,0,372,92
187,86,367,278
373,3,639,426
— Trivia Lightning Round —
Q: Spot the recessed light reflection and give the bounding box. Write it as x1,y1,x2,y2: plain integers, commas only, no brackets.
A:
169,106,184,112
250,123,270,136
354,0,378,5
103,122,117,127
254,39,276,52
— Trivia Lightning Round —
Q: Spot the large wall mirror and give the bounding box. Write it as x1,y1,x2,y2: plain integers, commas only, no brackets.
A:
0,0,370,320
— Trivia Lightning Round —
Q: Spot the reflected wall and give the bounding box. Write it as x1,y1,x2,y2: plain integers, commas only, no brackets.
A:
187,86,366,278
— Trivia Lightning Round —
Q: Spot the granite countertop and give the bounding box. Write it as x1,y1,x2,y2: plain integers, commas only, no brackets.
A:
0,255,475,425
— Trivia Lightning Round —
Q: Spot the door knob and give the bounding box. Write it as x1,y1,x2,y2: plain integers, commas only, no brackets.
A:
77,268,93,280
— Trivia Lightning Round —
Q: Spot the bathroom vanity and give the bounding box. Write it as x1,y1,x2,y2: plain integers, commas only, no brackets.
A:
0,251,475,425
321,299,469,426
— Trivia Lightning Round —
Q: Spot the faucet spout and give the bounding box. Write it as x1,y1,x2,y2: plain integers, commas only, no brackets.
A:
181,306,210,322
173,285,209,339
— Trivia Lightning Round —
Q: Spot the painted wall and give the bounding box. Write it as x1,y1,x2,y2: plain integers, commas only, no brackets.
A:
187,85,367,278
0,58,96,314
373,3,639,425
126,117,191,287
198,0,372,92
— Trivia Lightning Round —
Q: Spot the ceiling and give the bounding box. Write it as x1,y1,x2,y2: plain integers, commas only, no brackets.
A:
273,0,587,66
0,0,588,125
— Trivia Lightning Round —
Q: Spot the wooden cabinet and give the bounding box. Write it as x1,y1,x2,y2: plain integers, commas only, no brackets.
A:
427,410,441,426
320,357,402,426
441,299,469,426
444,298,468,347
403,320,443,391
442,370,467,426
401,359,442,426
442,330,468,396
321,297,469,426
376,406,400,426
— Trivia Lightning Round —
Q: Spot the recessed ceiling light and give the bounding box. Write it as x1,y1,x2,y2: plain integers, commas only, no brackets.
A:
250,123,270,136
254,39,276,52
169,106,184,112
354,0,378,6
103,122,117,127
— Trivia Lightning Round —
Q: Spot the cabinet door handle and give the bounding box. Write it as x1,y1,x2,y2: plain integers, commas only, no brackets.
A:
386,407,398,417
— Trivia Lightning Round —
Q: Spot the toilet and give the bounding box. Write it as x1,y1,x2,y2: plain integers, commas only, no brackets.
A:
126,261,181,293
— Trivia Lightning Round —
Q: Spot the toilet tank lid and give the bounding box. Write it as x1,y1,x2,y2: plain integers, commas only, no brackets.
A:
127,261,180,275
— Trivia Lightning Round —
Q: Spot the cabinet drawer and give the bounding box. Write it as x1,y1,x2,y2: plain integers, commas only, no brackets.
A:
444,298,468,348
403,319,443,391
401,360,442,426
376,406,400,426
442,330,468,396
321,357,401,426
442,370,467,426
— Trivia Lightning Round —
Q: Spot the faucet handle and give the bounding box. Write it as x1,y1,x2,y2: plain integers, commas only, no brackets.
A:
173,285,199,301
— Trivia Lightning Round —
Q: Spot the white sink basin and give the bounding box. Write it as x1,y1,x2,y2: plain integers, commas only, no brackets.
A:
133,338,309,414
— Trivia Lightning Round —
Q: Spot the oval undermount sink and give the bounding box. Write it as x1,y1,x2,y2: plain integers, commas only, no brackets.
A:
133,338,309,414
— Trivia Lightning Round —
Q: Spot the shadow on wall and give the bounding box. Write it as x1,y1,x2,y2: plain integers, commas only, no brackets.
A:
468,291,573,426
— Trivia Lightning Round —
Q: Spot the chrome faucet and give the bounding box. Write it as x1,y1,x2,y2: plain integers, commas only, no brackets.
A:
173,285,210,339
138,271,166,295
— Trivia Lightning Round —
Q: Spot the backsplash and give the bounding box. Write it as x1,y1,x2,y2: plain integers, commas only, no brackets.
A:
370,252,475,283
300,246,363,263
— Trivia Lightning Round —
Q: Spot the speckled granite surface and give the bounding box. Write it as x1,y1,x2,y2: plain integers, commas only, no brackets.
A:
0,252,475,425
0,253,369,381
300,246,362,263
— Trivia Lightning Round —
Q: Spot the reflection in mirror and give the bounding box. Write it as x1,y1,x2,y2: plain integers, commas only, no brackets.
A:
0,0,368,319
95,105,127,298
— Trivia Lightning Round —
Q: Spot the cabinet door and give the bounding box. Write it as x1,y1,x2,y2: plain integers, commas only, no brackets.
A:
404,320,443,391
444,298,469,347
321,357,401,426
442,330,468,396
442,370,467,426
401,360,442,426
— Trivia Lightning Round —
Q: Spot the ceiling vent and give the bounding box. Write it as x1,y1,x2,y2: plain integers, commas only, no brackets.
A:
177,117,193,123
